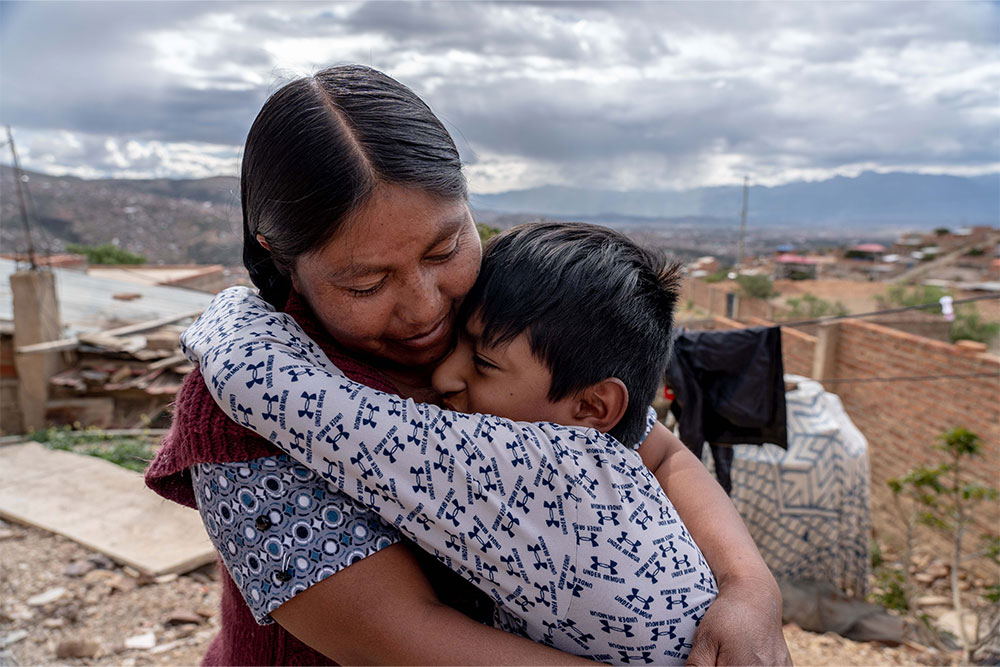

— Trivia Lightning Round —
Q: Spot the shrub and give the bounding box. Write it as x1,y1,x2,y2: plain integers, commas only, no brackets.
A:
703,267,731,283
735,274,776,299
67,242,147,265
476,223,501,244
950,310,1000,345
785,293,848,319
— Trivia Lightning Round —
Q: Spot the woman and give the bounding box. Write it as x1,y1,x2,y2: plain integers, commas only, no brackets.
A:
147,65,790,665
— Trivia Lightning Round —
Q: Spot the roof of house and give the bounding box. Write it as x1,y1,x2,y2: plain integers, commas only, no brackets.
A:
851,243,887,253
0,259,214,336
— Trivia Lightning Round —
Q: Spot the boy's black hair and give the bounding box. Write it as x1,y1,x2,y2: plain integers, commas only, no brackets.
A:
461,222,682,445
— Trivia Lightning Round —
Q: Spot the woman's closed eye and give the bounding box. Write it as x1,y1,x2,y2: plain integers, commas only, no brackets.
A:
347,276,387,297
426,237,461,263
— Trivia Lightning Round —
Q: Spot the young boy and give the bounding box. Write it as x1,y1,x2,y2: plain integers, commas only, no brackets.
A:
181,222,718,665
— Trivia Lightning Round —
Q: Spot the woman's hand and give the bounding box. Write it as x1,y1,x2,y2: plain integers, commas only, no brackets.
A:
640,423,792,665
685,575,791,666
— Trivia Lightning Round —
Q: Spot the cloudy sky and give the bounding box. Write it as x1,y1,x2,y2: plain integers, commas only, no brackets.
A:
1,1,997,192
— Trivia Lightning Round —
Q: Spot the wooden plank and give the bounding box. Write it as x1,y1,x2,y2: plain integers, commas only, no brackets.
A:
15,338,80,355
100,308,204,338
148,353,188,371
17,308,204,355
0,442,215,576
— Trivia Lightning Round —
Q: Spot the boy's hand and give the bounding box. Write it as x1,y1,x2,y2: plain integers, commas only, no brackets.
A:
684,575,792,666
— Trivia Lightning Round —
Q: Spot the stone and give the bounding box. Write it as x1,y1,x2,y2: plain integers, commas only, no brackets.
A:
88,554,116,570
926,562,950,579
0,529,15,541
0,630,28,649
124,632,157,650
165,610,203,626
55,639,101,659
26,587,67,606
154,573,179,585
913,595,952,607
64,559,97,577
195,607,216,619
83,569,117,584
936,610,978,645
42,618,66,629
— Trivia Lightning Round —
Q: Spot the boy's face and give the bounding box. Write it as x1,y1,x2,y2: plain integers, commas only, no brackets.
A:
431,312,579,426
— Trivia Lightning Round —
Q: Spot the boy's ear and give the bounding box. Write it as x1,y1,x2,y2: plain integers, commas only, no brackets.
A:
572,378,629,434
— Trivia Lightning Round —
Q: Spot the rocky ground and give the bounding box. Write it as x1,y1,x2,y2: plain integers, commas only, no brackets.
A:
2,518,972,667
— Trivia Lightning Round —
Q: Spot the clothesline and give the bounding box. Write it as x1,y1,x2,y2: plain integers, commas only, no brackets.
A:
777,293,1000,328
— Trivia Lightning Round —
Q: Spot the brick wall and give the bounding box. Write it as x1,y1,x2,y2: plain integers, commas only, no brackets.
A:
831,320,1000,544
0,333,21,434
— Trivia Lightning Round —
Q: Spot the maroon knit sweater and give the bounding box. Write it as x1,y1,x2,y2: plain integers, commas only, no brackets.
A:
146,290,397,666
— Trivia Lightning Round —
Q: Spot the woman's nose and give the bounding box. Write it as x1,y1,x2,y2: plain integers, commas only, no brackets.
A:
397,269,445,328
431,345,468,397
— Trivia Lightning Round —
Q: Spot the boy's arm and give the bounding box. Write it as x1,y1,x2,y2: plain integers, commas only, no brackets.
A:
638,423,791,666
183,287,577,613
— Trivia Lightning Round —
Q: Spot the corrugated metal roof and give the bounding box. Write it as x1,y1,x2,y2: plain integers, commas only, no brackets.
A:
0,259,215,336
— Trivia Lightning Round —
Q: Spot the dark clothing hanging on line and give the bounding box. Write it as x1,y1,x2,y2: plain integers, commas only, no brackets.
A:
667,326,788,492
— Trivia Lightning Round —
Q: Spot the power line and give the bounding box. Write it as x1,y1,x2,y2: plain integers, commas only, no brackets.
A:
779,293,1000,328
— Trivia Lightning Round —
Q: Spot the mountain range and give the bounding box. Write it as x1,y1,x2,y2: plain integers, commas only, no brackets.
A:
1,167,996,266
471,171,999,227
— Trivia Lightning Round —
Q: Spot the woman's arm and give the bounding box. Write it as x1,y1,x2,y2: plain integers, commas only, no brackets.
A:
272,542,592,666
638,424,792,666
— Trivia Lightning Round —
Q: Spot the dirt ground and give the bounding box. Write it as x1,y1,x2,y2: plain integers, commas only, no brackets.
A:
2,519,965,667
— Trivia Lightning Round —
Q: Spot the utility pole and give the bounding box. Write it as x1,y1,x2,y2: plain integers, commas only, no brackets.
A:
6,126,38,269
736,175,749,268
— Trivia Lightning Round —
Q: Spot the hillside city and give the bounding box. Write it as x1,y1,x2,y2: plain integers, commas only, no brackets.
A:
1,165,998,666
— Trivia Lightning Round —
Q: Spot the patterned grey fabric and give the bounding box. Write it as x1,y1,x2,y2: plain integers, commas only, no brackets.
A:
727,376,871,597
192,455,400,623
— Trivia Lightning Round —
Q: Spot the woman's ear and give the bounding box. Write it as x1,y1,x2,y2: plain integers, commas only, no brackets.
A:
256,233,271,251
572,378,629,434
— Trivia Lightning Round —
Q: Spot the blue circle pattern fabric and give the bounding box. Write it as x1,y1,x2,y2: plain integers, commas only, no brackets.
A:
192,454,400,624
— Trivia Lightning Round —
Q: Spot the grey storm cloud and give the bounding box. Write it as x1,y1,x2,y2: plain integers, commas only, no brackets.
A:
0,0,996,189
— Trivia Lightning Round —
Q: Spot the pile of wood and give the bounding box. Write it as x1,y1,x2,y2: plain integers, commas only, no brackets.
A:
19,310,202,429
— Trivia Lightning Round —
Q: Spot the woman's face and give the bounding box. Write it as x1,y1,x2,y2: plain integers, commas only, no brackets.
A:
289,184,481,370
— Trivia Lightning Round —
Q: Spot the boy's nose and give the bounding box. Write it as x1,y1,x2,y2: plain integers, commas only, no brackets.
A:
431,346,467,399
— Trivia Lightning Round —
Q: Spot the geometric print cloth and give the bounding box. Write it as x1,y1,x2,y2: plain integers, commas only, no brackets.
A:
181,286,717,665
191,455,401,624
726,375,871,597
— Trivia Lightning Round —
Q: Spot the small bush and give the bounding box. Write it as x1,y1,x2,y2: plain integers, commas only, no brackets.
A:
476,223,501,245
786,293,848,319
67,242,147,265
950,310,1000,345
703,267,731,284
735,274,776,300
879,284,949,309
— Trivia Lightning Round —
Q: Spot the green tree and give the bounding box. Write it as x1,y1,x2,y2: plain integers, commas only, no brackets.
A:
703,266,731,284
476,223,501,245
879,284,948,309
67,242,147,265
785,293,848,319
887,428,998,659
735,274,776,300
951,310,1000,345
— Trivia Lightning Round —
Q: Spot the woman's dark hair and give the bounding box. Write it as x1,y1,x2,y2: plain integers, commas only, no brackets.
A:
242,65,467,307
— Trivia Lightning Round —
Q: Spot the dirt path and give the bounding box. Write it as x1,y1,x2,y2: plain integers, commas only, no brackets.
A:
1,519,956,666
